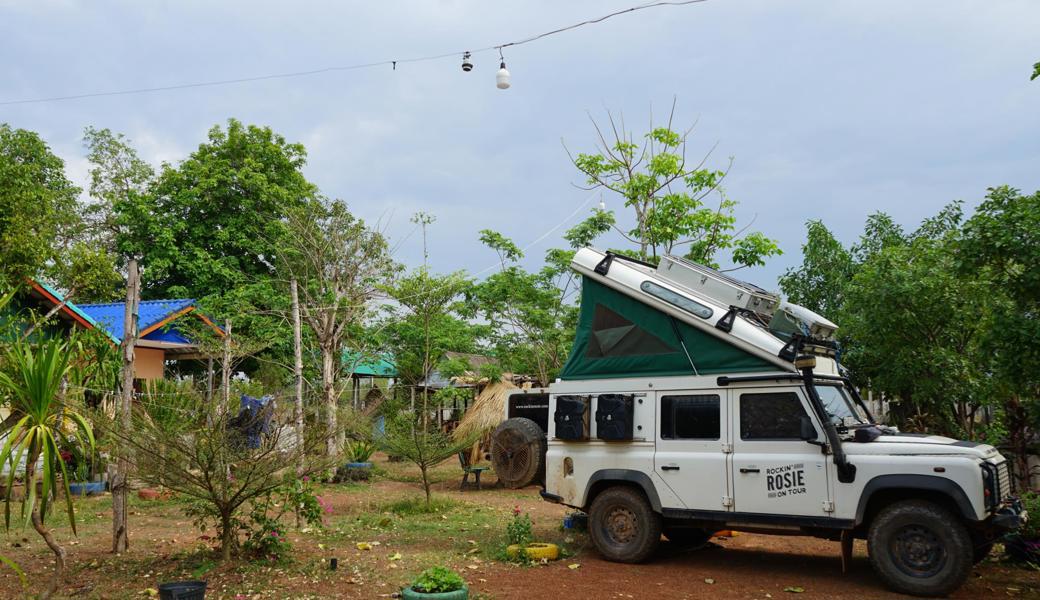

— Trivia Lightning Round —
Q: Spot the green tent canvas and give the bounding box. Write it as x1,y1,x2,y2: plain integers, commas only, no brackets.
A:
560,277,779,380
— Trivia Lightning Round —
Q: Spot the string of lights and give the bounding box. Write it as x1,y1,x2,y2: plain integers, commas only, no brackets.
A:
0,0,708,106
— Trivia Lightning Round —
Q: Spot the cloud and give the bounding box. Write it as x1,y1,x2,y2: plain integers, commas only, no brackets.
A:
1,0,1037,290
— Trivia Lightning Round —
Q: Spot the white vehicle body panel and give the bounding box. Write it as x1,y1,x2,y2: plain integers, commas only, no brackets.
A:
545,374,999,526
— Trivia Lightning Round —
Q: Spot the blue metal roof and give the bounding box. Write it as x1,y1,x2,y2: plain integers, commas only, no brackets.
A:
78,299,196,342
31,281,120,343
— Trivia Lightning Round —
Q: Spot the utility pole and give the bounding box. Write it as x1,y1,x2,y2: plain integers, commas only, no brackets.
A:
112,259,139,553
291,279,305,475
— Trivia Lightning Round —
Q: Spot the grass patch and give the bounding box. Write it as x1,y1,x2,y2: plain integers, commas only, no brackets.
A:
381,497,460,516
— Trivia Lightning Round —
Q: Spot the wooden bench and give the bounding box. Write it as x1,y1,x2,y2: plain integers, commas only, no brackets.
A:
458,451,489,491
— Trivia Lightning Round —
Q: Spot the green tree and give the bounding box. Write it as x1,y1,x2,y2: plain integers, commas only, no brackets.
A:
118,119,316,378
82,127,156,257
383,268,477,387
960,186,1040,487
840,209,997,438
123,119,315,298
778,220,854,318
568,105,780,268
467,211,613,384
0,124,80,287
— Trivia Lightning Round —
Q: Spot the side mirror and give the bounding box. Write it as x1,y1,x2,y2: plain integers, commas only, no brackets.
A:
800,415,818,441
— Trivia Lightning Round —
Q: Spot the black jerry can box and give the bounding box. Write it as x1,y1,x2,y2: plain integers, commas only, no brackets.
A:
554,395,589,441
595,394,634,441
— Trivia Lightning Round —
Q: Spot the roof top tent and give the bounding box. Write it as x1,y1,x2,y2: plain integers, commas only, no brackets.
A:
559,248,840,381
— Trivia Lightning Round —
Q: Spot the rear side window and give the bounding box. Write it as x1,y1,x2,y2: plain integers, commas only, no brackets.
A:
740,392,805,440
661,394,720,440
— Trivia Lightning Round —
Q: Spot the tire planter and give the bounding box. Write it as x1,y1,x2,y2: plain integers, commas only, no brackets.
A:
344,462,373,481
68,481,105,496
506,542,560,561
158,580,206,599
401,585,468,600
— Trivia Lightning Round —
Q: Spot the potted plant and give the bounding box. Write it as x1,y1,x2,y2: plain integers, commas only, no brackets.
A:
504,506,560,561
1005,490,1039,563
67,462,104,497
342,440,376,481
402,566,467,600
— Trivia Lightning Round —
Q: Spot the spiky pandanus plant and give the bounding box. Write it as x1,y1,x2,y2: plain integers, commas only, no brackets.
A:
0,336,94,600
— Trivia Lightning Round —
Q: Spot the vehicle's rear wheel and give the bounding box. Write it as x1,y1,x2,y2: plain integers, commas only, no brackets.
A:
663,527,712,549
589,486,661,563
867,500,972,597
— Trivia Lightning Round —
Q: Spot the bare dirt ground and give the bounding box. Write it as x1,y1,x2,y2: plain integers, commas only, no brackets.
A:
2,454,1037,599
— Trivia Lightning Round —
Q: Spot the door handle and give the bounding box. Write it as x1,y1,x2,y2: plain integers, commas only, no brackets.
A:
739,467,760,474
661,465,680,471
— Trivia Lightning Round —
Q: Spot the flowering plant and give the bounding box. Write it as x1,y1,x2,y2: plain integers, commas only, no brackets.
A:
506,505,533,547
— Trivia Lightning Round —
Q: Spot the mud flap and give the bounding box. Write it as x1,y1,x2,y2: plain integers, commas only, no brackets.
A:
840,530,854,573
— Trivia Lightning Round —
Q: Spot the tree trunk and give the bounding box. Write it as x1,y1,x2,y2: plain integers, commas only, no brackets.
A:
1006,394,1031,492
322,345,339,478
32,502,65,600
219,511,235,561
112,259,139,554
420,464,431,509
291,280,305,477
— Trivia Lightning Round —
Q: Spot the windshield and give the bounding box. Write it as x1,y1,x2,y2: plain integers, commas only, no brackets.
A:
814,384,870,428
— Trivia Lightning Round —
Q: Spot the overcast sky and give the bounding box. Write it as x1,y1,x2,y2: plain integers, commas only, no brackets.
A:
3,0,1037,291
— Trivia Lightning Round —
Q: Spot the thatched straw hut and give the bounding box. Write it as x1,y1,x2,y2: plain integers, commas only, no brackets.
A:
454,378,513,442
453,377,528,464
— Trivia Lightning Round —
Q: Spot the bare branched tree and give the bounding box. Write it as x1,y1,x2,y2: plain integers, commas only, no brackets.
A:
109,388,333,560
280,198,398,472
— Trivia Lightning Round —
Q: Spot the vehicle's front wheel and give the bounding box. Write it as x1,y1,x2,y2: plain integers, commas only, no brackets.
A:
867,500,973,597
589,486,661,563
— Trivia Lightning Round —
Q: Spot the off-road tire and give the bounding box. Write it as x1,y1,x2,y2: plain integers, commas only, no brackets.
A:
589,486,662,563
867,500,973,597
663,527,712,549
490,417,546,488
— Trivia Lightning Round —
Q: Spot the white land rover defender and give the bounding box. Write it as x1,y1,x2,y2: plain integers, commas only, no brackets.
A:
523,248,1024,597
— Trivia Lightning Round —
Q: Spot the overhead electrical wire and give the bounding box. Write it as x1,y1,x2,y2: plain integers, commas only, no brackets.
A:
0,0,709,106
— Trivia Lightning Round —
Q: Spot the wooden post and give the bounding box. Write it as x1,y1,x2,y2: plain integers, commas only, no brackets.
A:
205,357,215,428
291,279,305,475
112,259,139,553
221,320,232,410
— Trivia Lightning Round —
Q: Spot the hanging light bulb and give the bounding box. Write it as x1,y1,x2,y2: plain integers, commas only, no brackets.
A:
495,60,511,88
495,48,511,89
461,51,473,72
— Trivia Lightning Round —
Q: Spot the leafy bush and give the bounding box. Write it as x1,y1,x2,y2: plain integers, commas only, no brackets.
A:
1019,490,1039,540
347,439,376,463
238,478,325,562
411,566,465,594
506,506,533,547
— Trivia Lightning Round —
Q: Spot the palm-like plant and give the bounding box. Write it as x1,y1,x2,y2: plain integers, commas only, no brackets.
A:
0,335,94,599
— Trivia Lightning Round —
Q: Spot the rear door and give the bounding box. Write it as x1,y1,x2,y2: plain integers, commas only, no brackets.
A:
730,387,832,517
653,390,731,511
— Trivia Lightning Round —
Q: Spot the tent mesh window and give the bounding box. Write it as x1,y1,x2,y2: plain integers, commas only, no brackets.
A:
586,304,675,358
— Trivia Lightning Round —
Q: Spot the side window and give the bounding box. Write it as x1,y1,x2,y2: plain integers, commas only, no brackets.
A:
740,392,806,440
661,394,720,440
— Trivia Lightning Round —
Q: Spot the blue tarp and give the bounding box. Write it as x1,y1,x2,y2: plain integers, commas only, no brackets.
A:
231,394,274,449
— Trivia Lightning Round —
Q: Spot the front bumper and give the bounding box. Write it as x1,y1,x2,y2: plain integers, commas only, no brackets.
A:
990,497,1028,532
